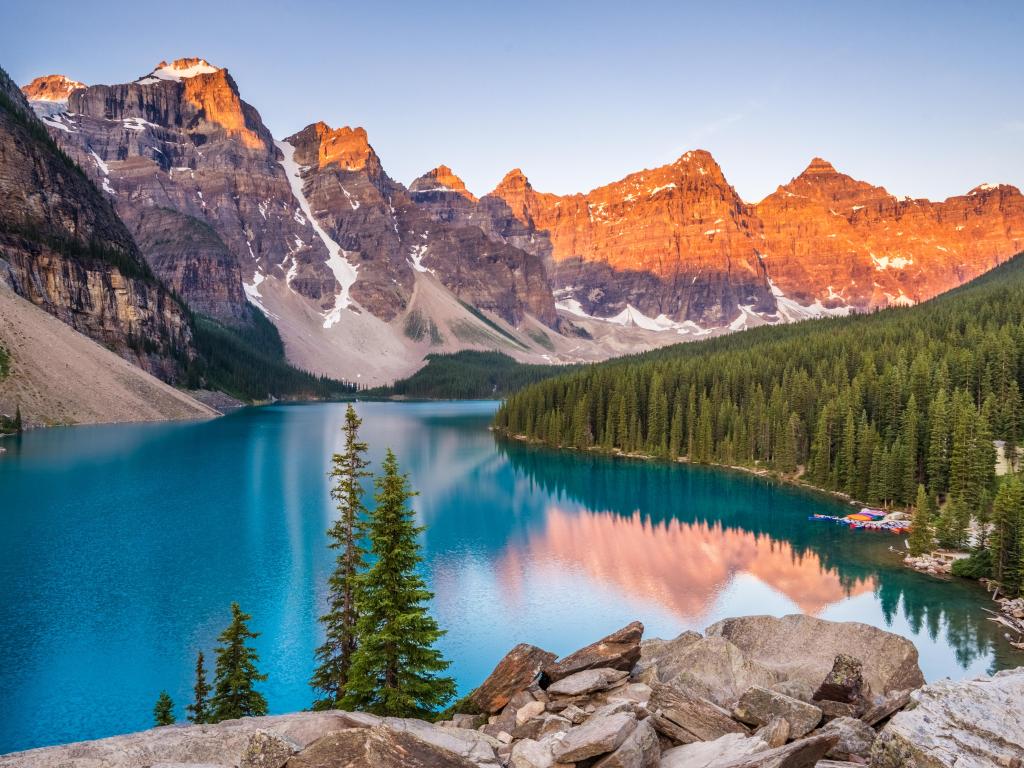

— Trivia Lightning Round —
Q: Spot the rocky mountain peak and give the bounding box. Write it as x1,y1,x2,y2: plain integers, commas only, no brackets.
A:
299,122,377,172
21,74,85,102
802,156,838,175
409,165,476,200
140,57,221,83
492,168,532,195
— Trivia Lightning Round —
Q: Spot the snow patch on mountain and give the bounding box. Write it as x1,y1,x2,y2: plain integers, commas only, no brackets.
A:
275,139,358,328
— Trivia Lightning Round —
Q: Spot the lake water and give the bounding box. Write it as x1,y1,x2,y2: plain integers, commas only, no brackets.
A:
1,401,1020,753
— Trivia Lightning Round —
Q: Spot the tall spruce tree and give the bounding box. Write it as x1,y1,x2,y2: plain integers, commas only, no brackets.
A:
343,449,456,717
153,691,175,726
908,484,935,556
210,603,267,722
989,475,1024,594
311,405,371,710
186,651,211,724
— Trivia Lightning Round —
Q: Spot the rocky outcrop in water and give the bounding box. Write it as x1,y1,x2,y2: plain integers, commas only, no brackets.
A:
0,65,194,381
6,614,1019,768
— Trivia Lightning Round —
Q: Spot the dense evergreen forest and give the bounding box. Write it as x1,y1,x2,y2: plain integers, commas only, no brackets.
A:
189,308,356,401
496,253,1024,595
371,351,573,400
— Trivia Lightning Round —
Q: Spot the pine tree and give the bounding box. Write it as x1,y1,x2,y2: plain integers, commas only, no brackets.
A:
186,651,211,724
934,496,966,550
989,476,1024,593
311,405,371,710
908,484,934,556
153,691,175,726
343,449,456,717
210,603,268,722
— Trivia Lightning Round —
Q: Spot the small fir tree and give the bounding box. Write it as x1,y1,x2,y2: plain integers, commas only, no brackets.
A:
186,650,211,724
153,691,175,726
343,449,456,717
908,484,935,556
311,405,371,710
210,603,267,722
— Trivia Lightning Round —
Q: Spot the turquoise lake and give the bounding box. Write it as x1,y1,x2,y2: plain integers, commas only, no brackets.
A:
1,400,1020,753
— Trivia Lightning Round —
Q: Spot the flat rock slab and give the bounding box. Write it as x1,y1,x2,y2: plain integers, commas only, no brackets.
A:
649,683,748,743
0,713,363,768
661,733,770,768
543,622,643,684
712,733,838,768
593,718,659,768
546,668,629,697
706,615,924,699
732,686,822,739
639,635,779,708
817,716,875,760
470,643,558,714
872,668,1024,768
285,726,478,768
551,711,637,763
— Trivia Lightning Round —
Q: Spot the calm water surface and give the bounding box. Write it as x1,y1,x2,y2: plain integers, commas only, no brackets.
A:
1,401,1020,752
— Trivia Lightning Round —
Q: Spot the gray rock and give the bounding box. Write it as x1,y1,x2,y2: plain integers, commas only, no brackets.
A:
754,717,790,748
711,732,839,768
544,622,644,684
813,654,865,704
0,713,361,768
732,686,822,739
871,668,1024,768
551,711,637,762
817,716,875,760
660,733,771,768
561,704,587,724
649,683,748,744
509,738,554,768
706,615,924,700
547,668,629,697
593,718,660,767
284,726,478,768
241,730,296,768
859,689,911,727
768,680,815,703
516,700,546,726
639,635,778,708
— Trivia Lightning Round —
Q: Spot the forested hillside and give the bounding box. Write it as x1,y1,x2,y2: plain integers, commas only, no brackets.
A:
371,351,573,400
496,252,1024,591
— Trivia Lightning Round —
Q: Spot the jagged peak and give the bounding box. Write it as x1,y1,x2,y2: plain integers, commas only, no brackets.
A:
21,74,86,102
493,168,532,193
410,165,476,200
801,157,839,176
967,182,1016,196
291,122,376,172
137,58,221,84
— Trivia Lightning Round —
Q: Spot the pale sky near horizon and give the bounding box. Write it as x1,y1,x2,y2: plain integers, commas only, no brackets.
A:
3,0,1022,202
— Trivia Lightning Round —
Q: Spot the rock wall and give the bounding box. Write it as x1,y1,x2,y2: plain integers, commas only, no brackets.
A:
0,66,193,381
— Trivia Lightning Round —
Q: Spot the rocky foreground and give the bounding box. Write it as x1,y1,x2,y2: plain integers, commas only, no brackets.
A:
3,614,1022,768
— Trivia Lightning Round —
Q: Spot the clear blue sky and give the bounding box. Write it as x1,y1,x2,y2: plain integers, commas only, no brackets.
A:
4,0,1021,201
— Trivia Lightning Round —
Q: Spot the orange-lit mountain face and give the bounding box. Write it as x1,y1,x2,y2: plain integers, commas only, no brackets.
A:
486,154,1024,325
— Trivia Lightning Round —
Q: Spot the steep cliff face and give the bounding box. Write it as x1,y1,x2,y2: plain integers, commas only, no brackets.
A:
283,123,557,327
487,151,776,327
0,66,193,381
23,60,336,324
756,158,1024,307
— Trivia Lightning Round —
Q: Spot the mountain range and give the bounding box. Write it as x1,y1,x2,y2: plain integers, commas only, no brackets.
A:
7,57,1024,393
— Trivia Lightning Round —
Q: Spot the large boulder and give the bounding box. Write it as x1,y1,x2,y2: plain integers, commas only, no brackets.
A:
550,711,637,763
546,668,629,697
712,732,839,768
660,734,771,768
0,712,360,768
732,686,823,739
871,667,1024,768
648,683,748,743
816,716,875,760
638,634,778,707
706,615,924,699
543,622,643,684
470,643,558,714
285,725,478,768
593,717,660,768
